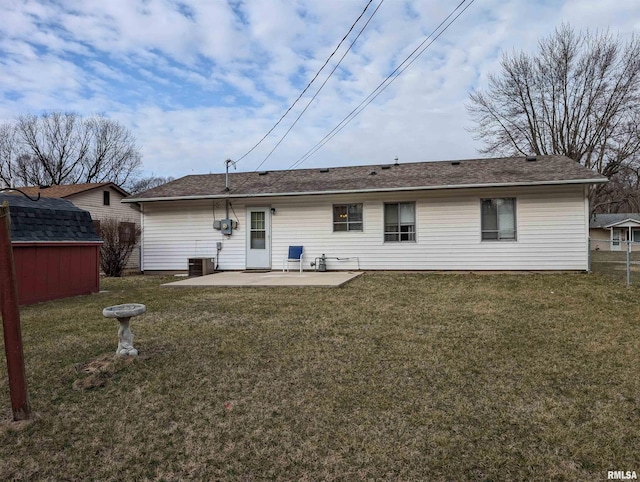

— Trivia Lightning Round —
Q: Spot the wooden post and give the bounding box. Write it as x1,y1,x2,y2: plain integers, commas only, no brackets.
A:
0,202,30,420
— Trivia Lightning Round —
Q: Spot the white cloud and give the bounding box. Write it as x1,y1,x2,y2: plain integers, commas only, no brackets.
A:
0,0,638,178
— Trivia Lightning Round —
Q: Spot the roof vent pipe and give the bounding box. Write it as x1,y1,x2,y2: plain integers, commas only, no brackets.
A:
394,156,399,166
526,155,537,162
224,159,237,192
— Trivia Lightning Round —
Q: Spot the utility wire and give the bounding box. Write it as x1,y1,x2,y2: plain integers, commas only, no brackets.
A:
249,0,385,174
259,0,475,191
287,0,475,172
233,0,475,194
233,0,375,165
232,0,384,193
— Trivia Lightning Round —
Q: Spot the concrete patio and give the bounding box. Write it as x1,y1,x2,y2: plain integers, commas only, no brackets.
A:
162,270,363,287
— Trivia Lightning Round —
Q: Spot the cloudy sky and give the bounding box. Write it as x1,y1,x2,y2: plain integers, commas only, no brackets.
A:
1,0,639,179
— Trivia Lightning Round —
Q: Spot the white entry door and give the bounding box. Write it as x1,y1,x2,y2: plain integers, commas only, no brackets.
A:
246,207,271,269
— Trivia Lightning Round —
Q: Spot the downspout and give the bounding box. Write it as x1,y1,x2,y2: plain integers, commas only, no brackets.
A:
585,184,590,271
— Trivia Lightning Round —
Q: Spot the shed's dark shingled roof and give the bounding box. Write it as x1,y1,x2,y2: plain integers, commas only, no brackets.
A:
590,213,640,229
127,155,608,201
0,194,102,242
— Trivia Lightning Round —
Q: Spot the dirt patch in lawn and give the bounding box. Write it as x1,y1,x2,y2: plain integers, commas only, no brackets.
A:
72,354,137,390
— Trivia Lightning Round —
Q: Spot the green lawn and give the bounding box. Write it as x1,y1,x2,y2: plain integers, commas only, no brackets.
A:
1,273,639,480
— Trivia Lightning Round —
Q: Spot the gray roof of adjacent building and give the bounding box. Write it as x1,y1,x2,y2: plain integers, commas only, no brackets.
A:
590,213,640,229
0,193,102,242
125,155,608,203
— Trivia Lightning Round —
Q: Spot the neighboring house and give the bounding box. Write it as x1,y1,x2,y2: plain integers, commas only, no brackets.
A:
124,155,607,273
16,183,141,271
0,193,102,305
589,213,640,251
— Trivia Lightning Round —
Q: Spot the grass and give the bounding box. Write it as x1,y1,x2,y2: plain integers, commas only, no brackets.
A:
1,272,640,480
591,250,640,284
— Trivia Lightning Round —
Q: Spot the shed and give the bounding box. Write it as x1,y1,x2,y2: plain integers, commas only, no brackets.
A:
0,193,102,305
16,183,141,271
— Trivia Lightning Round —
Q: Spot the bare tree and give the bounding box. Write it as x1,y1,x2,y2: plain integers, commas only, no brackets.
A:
129,175,175,194
468,24,640,208
83,116,141,187
1,112,142,188
593,164,640,213
0,123,16,188
96,218,141,277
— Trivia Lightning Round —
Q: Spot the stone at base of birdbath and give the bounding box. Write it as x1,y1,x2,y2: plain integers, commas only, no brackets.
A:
102,303,146,356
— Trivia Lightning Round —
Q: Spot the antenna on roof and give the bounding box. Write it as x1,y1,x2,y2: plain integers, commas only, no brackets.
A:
394,156,399,166
224,159,237,192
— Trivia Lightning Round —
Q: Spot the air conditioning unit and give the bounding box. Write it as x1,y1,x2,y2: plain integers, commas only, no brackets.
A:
188,257,215,277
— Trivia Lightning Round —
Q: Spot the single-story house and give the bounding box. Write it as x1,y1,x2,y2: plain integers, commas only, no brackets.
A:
15,183,141,271
0,193,102,305
589,213,640,251
124,155,607,273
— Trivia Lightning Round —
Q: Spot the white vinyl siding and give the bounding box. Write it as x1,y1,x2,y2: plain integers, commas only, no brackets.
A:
140,184,589,272
142,200,246,271
69,187,141,270
69,188,139,224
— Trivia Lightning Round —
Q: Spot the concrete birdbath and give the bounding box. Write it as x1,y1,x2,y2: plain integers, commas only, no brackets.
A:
102,303,146,356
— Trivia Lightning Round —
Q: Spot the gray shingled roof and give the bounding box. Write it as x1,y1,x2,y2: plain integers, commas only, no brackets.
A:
0,194,102,242
590,213,640,229
126,155,607,202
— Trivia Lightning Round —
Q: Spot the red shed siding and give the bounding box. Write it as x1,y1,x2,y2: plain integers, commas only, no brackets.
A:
12,242,101,305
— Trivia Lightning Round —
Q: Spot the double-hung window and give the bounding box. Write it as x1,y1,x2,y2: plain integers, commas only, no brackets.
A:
481,198,516,241
333,204,363,231
384,202,415,242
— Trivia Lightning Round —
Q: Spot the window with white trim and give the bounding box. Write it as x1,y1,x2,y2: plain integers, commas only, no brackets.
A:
481,198,516,241
333,204,363,231
384,202,415,242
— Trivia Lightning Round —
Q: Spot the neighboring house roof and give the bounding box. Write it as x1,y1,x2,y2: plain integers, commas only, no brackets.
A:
590,213,640,229
0,193,102,242
125,155,608,202
15,182,130,199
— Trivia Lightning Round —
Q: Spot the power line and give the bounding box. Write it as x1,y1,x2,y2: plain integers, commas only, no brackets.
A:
233,0,375,165
249,0,386,174
232,0,384,193
287,0,475,172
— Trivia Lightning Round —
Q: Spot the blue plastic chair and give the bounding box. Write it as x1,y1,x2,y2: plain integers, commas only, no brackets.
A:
282,246,304,272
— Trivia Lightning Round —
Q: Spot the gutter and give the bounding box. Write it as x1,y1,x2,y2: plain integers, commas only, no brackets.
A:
123,177,608,203
10,241,103,246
